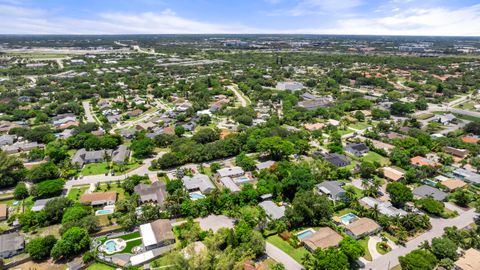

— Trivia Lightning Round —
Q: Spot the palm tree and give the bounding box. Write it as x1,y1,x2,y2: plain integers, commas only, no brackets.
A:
370,204,380,220
419,240,431,251
361,179,370,190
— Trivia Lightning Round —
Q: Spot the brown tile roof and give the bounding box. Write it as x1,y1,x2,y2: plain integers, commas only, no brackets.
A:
455,248,480,270
304,123,325,131
382,167,404,181
462,136,479,144
346,218,380,237
442,179,467,191
150,219,174,242
80,191,117,204
0,204,7,219
302,227,343,251
443,146,469,158
410,156,439,167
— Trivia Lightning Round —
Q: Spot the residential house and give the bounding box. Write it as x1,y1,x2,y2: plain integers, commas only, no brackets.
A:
454,248,480,270
216,166,245,179
107,114,121,124
127,109,143,117
345,218,381,239
0,134,14,146
316,181,345,201
382,167,405,182
112,145,130,164
276,81,304,91
0,232,24,258
413,185,447,201
302,227,343,252
410,156,439,167
461,136,479,144
433,113,456,124
80,191,117,206
256,160,275,171
304,123,325,131
322,153,351,167
1,141,44,154
441,179,467,191
52,113,77,128
259,200,285,220
140,219,175,251
31,198,55,212
71,148,112,167
345,143,369,157
359,197,407,217
219,177,241,193
443,146,469,158
452,168,480,184
120,128,137,139
0,204,7,221
134,182,168,205
182,174,216,194
297,98,333,110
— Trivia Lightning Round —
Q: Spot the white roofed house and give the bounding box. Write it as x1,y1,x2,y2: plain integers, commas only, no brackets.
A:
139,219,175,251
182,174,216,194
215,166,245,180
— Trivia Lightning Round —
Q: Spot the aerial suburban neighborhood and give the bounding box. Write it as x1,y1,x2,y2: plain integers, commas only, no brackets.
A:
1,3,480,270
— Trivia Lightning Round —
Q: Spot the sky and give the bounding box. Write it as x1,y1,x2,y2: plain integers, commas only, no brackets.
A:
0,0,480,36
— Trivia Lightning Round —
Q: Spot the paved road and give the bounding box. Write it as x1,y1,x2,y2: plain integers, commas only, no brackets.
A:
65,153,165,188
363,209,477,270
227,85,250,107
82,101,96,123
266,242,304,270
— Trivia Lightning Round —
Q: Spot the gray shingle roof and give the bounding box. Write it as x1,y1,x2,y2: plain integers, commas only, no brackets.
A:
413,185,447,201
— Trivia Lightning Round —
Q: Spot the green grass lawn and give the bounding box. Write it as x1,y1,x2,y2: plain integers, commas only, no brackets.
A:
112,162,141,175
362,152,391,166
349,122,371,130
86,262,115,270
337,129,355,136
67,186,88,201
118,231,141,241
82,162,110,176
97,183,127,200
124,239,142,253
415,113,434,120
335,208,356,216
267,235,309,263
358,237,372,261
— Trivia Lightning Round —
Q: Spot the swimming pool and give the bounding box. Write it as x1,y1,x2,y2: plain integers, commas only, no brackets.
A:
95,209,114,215
190,192,206,200
296,229,315,240
104,240,117,253
340,213,358,225
234,176,251,183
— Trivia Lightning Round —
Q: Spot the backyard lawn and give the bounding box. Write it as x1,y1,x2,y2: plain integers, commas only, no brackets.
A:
86,262,115,270
349,122,371,130
267,235,309,263
362,152,391,166
67,186,88,201
82,162,110,176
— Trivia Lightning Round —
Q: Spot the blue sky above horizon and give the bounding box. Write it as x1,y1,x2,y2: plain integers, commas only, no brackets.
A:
1,0,480,36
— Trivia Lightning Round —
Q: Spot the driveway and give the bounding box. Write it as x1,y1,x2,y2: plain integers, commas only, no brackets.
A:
227,85,250,107
266,242,304,270
363,209,477,270
82,101,96,123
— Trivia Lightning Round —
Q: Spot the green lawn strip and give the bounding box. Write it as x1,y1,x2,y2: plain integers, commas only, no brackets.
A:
376,242,391,255
86,262,116,270
267,235,308,263
123,239,142,253
82,162,110,176
118,231,141,241
362,152,391,166
357,237,372,261
97,183,128,200
349,122,371,130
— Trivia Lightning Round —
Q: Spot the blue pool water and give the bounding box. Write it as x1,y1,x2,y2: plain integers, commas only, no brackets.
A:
340,213,358,224
190,192,206,200
104,240,117,253
297,229,315,239
96,209,114,215
234,176,250,183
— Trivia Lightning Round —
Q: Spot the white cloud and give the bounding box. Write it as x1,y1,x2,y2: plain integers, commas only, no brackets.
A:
269,0,364,16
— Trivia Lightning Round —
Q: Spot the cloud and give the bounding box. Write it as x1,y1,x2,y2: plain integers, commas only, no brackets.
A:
0,4,260,34
269,0,364,16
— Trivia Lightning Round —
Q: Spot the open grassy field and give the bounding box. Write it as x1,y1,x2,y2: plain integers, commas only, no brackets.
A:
86,263,115,270
82,162,110,176
362,152,391,166
267,235,309,263
67,186,88,201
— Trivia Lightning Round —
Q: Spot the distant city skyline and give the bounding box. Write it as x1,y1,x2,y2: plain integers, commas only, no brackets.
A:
0,0,479,36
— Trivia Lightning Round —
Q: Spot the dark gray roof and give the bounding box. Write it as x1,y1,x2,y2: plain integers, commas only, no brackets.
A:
322,153,351,167
413,185,447,201
316,181,345,199
0,232,24,253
